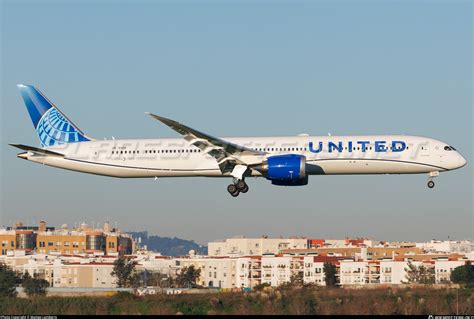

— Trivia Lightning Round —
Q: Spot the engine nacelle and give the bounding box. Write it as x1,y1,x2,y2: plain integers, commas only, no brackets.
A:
270,176,308,186
255,154,307,186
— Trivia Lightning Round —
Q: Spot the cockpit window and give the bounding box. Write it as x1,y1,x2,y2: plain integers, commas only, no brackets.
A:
450,146,456,151
444,146,455,151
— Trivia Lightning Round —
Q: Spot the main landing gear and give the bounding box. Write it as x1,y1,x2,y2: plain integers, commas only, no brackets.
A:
427,171,439,189
227,179,249,197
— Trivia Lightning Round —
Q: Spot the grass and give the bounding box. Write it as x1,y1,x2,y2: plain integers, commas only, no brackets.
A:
1,286,473,315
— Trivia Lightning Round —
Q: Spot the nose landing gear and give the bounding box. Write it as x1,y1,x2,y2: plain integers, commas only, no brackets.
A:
227,179,249,197
427,171,439,189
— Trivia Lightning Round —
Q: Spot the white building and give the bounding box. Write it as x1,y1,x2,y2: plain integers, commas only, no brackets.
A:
208,237,308,257
416,240,474,254
178,257,237,289
235,257,262,289
339,261,368,285
261,256,292,287
379,260,410,284
303,257,326,286
434,259,466,283
135,253,178,278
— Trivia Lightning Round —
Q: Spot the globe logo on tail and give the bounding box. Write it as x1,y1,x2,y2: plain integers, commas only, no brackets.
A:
36,108,89,147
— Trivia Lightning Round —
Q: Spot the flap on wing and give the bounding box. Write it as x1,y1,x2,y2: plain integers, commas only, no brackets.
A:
9,144,64,157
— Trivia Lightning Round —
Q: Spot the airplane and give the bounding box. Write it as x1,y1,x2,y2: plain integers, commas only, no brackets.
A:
11,84,467,197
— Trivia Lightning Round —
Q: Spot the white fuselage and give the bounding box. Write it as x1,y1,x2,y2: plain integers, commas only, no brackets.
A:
20,135,466,179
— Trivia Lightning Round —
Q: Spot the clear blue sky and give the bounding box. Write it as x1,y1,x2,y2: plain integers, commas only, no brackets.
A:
1,1,472,244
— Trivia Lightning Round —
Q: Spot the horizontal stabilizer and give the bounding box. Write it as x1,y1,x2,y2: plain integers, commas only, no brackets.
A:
9,144,64,157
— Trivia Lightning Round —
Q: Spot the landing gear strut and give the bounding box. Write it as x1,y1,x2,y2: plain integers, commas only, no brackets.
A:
427,171,439,189
227,179,249,197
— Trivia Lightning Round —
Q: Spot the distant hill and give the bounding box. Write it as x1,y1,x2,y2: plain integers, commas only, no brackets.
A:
128,231,208,256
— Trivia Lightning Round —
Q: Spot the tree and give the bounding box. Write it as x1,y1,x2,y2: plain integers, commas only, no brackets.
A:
323,262,338,287
22,272,49,297
404,261,435,284
111,256,140,288
450,262,474,286
0,263,19,297
290,272,304,287
175,265,201,288
279,272,304,290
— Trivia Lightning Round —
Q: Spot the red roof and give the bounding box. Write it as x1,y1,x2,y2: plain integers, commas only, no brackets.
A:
312,256,340,263
346,239,364,246
308,239,325,247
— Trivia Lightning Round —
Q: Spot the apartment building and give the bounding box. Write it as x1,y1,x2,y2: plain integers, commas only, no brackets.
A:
303,256,339,286
1,229,38,255
434,259,466,284
0,253,118,288
416,240,474,254
260,255,305,287
281,246,423,260
0,221,134,256
208,237,308,256
339,261,369,285
177,257,237,289
234,256,262,288
379,260,411,284
52,261,116,288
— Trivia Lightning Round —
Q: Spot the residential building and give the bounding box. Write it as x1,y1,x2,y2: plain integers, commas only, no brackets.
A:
0,221,134,256
416,240,474,254
208,237,308,256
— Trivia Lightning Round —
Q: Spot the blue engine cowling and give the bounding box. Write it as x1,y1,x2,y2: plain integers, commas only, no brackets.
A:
266,154,307,186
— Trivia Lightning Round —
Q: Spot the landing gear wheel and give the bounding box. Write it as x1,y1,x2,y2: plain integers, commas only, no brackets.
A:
240,184,249,193
236,180,247,191
227,184,240,197
427,180,435,189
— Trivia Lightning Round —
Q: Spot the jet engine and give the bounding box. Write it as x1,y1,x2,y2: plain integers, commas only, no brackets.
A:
254,154,308,186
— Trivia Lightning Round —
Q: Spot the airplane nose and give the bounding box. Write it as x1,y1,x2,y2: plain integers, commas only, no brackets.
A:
458,155,467,168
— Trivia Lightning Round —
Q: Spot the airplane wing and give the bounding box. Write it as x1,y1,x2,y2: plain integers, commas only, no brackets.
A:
146,113,265,174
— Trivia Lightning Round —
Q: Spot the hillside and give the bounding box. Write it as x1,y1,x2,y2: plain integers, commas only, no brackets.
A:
128,231,208,256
